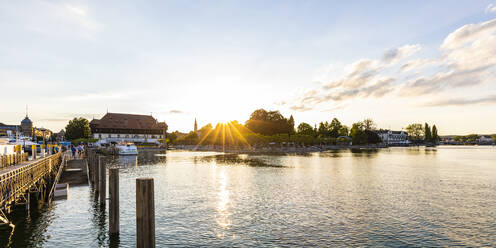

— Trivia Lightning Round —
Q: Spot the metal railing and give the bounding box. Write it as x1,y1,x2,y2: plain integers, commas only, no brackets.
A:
0,152,62,211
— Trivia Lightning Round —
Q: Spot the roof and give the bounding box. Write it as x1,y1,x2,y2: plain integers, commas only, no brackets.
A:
21,116,32,125
91,113,166,130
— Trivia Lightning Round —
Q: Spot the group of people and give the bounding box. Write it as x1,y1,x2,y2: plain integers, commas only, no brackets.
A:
69,144,85,159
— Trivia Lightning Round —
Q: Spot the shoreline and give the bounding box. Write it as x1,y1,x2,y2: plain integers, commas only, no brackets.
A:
163,144,391,154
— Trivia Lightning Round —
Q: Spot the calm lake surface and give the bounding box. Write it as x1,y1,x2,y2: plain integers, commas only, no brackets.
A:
1,146,495,247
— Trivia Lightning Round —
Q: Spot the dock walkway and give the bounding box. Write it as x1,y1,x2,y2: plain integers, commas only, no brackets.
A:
59,159,88,186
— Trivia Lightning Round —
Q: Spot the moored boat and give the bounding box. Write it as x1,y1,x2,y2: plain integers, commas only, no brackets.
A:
116,143,138,155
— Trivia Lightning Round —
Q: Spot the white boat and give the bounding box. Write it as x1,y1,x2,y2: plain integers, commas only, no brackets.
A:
116,143,138,155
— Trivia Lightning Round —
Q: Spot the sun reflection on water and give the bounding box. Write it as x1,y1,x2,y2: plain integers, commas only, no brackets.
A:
215,169,232,237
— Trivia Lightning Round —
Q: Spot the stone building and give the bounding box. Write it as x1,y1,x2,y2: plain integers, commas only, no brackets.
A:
90,112,167,144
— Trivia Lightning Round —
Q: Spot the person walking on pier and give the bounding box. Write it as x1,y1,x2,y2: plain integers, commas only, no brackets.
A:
71,145,76,159
77,144,83,159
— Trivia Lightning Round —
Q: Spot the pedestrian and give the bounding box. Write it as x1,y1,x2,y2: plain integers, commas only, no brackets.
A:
71,145,76,158
77,144,83,158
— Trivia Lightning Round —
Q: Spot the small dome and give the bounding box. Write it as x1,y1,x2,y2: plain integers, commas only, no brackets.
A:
21,116,32,125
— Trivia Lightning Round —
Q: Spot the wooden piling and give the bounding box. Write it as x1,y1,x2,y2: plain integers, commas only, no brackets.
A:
93,153,98,186
88,150,93,185
26,191,30,211
32,145,37,160
136,178,155,248
99,156,106,205
109,168,119,234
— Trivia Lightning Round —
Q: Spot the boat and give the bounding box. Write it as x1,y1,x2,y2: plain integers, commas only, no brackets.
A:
116,143,138,155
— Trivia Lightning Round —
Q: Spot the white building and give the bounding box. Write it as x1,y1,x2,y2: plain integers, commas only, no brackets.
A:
90,113,167,144
376,130,410,146
477,136,494,144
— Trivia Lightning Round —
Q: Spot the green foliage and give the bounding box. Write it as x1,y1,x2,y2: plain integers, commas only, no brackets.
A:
245,109,294,136
71,138,99,144
318,121,331,136
175,131,199,145
338,125,349,137
350,122,367,144
349,120,380,145
466,134,479,142
492,135,496,143
65,117,90,140
432,125,439,143
329,118,342,138
424,123,432,142
167,131,179,143
406,123,423,141
297,122,315,136
362,118,376,130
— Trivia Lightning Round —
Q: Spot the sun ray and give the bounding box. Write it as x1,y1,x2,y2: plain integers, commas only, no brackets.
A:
221,124,226,152
224,123,236,147
227,122,252,149
195,127,215,149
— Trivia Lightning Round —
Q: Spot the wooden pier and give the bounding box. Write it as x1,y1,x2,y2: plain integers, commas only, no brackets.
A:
0,151,66,225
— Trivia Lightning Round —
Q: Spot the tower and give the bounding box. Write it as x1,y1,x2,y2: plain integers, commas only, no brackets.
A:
194,118,198,133
21,108,33,138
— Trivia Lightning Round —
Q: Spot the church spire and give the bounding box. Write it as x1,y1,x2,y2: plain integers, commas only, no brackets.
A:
194,118,198,133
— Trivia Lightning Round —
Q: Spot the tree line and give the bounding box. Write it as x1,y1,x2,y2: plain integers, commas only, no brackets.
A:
405,123,439,144
174,109,383,146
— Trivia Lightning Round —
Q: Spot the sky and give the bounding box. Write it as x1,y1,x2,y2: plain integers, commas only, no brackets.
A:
1,0,496,135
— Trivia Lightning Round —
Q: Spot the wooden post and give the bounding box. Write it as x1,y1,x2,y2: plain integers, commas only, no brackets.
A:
26,191,30,211
94,155,100,195
109,168,119,235
136,178,155,248
93,153,98,186
88,150,92,184
32,145,36,160
99,156,106,205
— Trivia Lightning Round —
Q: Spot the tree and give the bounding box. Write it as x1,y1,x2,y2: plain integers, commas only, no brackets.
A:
288,115,295,136
329,118,342,138
492,135,496,143
317,121,330,137
245,109,293,136
65,117,91,140
297,122,315,136
432,125,439,143
350,122,367,144
466,134,479,143
406,123,423,142
338,125,349,137
363,118,376,130
424,123,431,142
365,130,381,144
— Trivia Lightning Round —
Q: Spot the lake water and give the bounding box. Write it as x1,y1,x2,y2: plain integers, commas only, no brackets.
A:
1,146,495,247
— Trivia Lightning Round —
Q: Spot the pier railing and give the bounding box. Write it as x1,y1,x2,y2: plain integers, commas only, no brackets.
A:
0,152,62,211
0,153,29,169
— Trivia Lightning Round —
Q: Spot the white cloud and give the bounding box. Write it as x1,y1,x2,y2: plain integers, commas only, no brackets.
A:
382,44,421,65
485,4,496,13
402,18,496,95
287,44,417,111
286,16,496,112
400,58,436,72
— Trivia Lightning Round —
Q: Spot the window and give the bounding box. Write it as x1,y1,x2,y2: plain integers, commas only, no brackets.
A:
98,134,102,138
117,134,120,138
